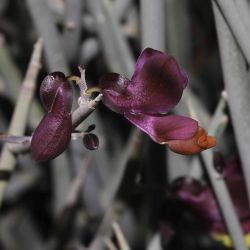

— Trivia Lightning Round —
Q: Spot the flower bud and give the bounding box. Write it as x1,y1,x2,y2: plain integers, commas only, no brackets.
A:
31,72,73,162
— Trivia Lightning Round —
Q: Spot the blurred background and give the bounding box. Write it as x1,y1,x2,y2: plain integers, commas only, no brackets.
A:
0,0,244,249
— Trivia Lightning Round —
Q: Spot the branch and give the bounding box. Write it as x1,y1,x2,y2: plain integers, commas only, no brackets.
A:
215,0,250,65
112,222,131,250
0,38,43,208
25,0,69,73
213,0,250,206
140,0,165,51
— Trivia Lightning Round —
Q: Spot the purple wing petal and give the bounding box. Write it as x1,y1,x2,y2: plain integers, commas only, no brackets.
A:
128,51,188,115
125,114,198,143
132,48,163,79
100,48,188,115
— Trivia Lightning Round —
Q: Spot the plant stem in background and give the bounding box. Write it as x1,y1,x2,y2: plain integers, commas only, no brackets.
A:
0,36,43,128
140,0,165,51
62,0,82,63
25,0,69,74
0,38,43,208
234,0,250,30
215,0,250,65
201,149,247,250
213,0,250,207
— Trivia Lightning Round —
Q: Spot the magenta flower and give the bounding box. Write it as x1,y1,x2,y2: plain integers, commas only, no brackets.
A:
99,48,203,147
172,156,249,247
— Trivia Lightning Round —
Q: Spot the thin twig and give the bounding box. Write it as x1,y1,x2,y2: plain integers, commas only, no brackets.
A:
112,221,131,250
88,203,122,250
104,238,118,250
72,94,103,128
0,38,43,207
0,35,43,129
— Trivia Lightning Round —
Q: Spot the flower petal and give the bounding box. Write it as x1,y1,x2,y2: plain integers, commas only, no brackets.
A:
125,114,198,143
174,177,225,233
99,48,188,115
173,156,250,234
40,72,68,112
31,112,72,162
132,48,163,79
99,73,131,113
128,49,188,114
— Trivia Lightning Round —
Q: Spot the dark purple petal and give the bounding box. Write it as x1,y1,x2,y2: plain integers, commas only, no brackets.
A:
100,48,188,115
132,48,163,79
31,72,73,162
129,52,188,114
99,73,131,113
31,112,72,162
50,80,73,114
174,156,250,234
40,72,68,111
125,114,198,143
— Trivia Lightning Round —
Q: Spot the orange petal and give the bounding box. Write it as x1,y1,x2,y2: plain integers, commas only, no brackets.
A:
167,126,216,155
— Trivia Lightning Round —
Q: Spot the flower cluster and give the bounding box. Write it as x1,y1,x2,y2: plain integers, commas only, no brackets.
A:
31,48,216,161
100,48,216,154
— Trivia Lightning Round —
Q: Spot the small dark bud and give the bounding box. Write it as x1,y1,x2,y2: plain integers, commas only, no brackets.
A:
83,133,99,150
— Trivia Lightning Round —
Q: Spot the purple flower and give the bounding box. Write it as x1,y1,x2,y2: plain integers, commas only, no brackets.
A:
172,156,250,247
100,48,215,152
